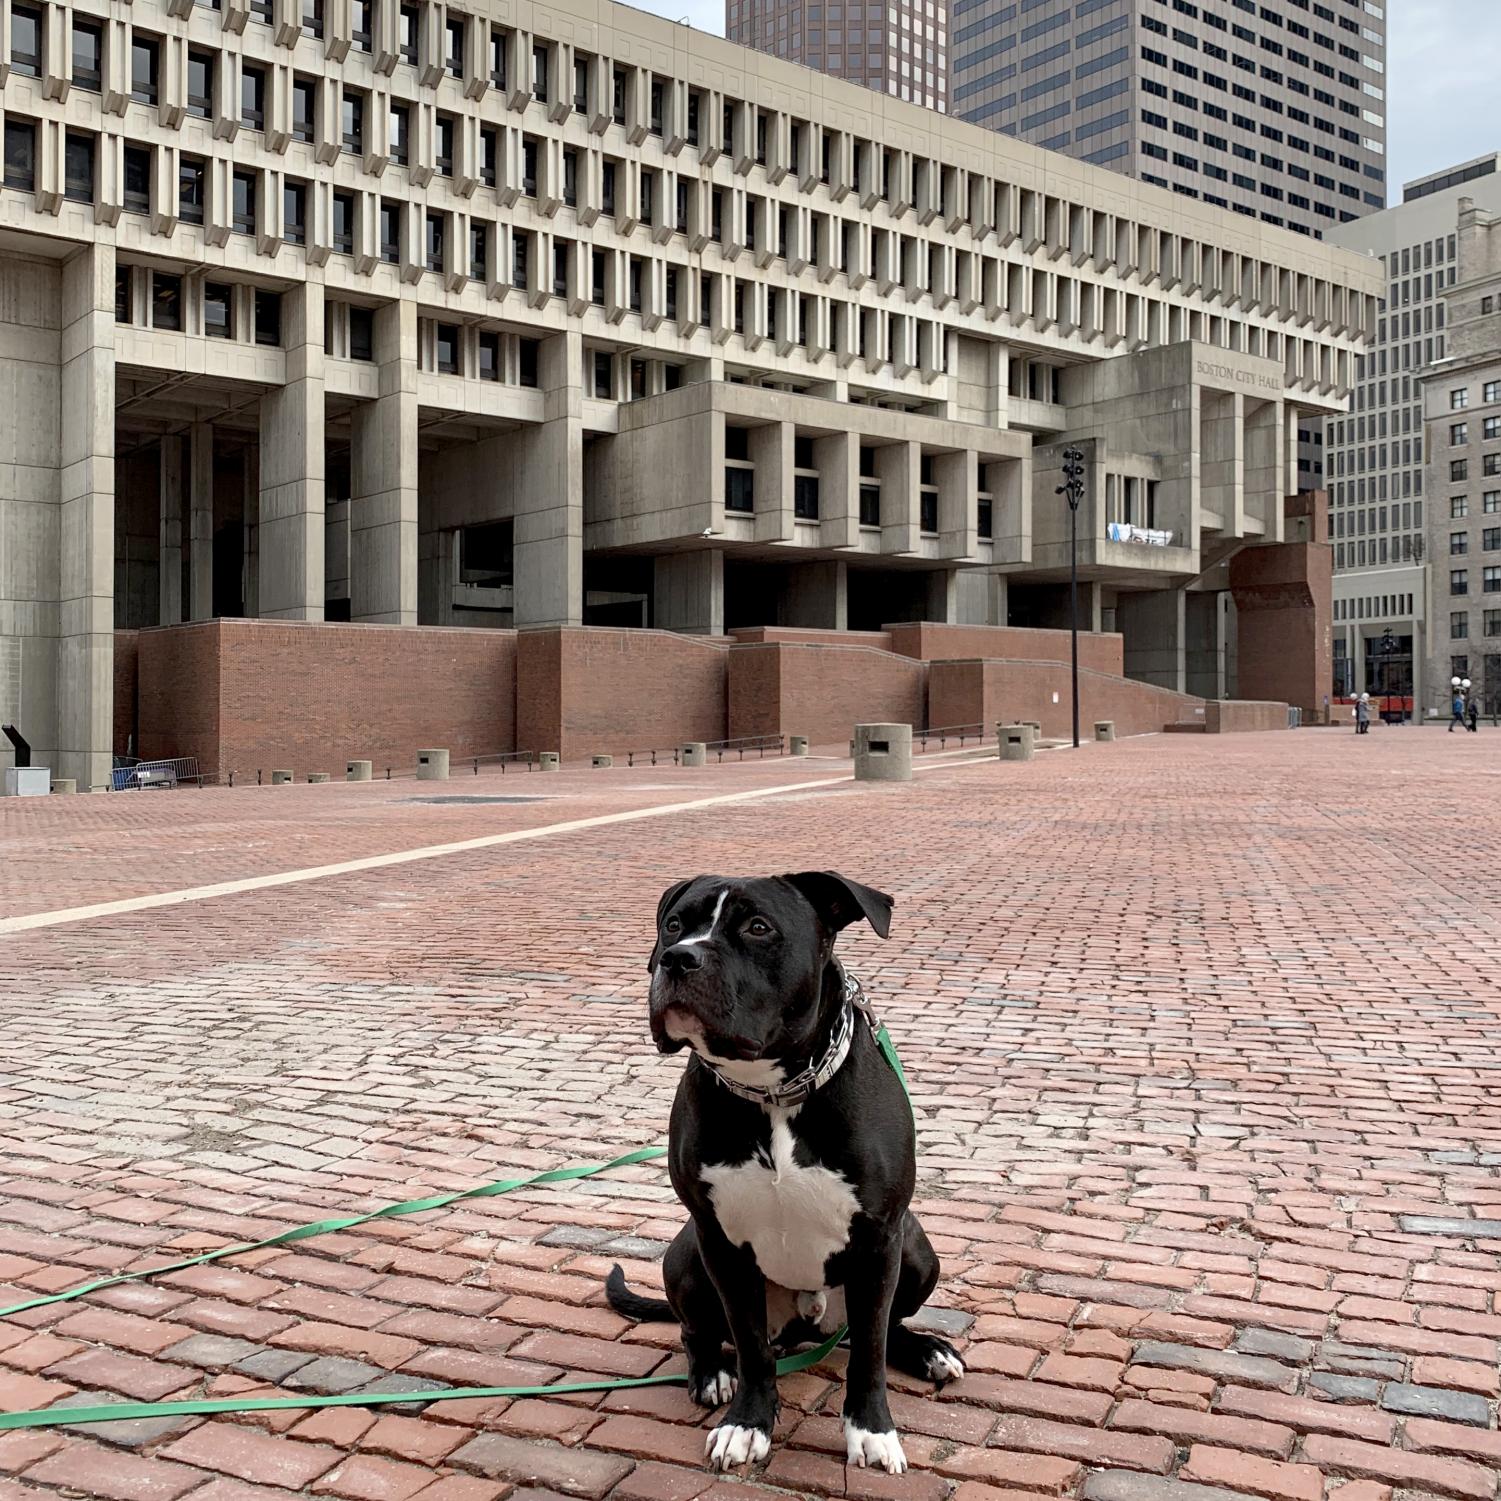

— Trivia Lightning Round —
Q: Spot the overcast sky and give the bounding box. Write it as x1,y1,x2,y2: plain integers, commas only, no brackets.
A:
632,0,1499,207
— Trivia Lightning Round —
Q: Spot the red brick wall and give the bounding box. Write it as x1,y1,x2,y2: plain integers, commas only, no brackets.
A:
114,630,139,757
927,659,1207,740
519,628,729,760
135,620,516,779
729,643,926,746
1206,700,1290,733
730,627,896,652
1229,540,1333,719
885,622,1125,675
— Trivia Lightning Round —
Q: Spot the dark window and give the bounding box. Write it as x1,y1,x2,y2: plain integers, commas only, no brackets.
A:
553,241,568,297
379,201,401,263
628,258,641,312
350,0,371,49
4,120,37,193
349,305,374,361
489,26,505,85
188,50,215,118
445,15,464,75
649,79,663,134
591,250,605,305
178,156,205,223
232,169,256,235
859,484,880,527
602,161,616,215
724,427,749,461
593,351,612,397
518,337,539,388
283,180,306,244
725,467,754,512
687,90,700,145
522,137,537,195
115,266,132,323
640,168,654,225
292,77,315,142
122,144,151,214
72,18,102,91
978,497,993,539
436,115,454,175
435,322,459,374
333,190,354,254
152,272,182,331
480,127,497,186
385,104,407,164
470,223,487,280
203,282,233,339
64,131,94,203
425,212,444,272
920,492,938,534
793,474,820,521
478,330,500,381
613,67,626,124
512,231,528,289
573,56,588,111
242,66,266,129
255,290,281,347
303,0,323,37
342,91,364,153
531,42,548,100
131,34,159,105
400,5,419,65
563,149,577,206
10,4,42,77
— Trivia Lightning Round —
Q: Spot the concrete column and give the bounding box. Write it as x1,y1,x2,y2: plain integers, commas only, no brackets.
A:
351,300,419,623
781,560,847,628
188,423,214,620
57,245,117,790
259,282,326,619
925,569,958,624
955,569,1006,625
1200,390,1242,534
1118,587,1186,691
159,435,185,625
654,549,723,635
513,329,584,626
1186,589,1228,700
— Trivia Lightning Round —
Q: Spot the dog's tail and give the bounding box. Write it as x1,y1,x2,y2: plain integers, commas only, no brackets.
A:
605,1264,674,1322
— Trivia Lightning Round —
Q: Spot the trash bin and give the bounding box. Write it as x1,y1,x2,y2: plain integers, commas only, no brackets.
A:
853,724,913,782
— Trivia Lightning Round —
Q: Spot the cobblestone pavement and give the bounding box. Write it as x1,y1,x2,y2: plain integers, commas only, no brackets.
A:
1,727,1499,1501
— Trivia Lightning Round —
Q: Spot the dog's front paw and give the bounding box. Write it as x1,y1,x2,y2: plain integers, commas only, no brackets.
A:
925,1339,965,1386
690,1369,737,1408
706,1422,771,1469
845,1421,907,1474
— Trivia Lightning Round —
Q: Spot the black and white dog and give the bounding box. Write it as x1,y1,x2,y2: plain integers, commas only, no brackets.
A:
605,871,963,1476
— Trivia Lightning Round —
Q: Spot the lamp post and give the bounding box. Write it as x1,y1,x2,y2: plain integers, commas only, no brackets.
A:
1056,447,1085,749
1379,627,1397,726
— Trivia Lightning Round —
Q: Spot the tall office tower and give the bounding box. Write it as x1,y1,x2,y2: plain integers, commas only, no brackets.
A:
1316,155,1501,711
726,0,948,111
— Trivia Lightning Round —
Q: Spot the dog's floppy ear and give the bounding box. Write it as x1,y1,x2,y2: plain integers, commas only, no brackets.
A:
782,871,893,940
647,877,696,971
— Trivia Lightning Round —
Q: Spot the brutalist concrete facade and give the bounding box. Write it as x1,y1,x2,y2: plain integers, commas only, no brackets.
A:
0,0,1379,785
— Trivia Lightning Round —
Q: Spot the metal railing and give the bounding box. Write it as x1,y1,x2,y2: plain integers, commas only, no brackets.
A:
703,735,785,762
107,756,204,791
915,723,990,753
624,746,682,768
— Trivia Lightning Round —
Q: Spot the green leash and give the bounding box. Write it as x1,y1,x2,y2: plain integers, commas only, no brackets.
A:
0,1024,912,1433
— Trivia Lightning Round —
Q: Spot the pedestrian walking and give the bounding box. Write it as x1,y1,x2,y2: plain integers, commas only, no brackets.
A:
1355,693,1371,735
1468,693,1480,733
1449,688,1467,732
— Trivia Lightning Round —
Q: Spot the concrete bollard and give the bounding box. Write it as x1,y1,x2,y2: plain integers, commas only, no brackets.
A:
539,751,561,771
50,778,77,795
788,735,809,756
1094,721,1116,743
591,754,613,768
346,759,373,782
271,769,294,784
998,724,1035,762
416,749,450,781
307,772,331,783
853,723,913,782
681,742,707,767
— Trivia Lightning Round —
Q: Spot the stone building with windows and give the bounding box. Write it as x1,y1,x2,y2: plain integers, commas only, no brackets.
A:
0,0,1379,786
1423,197,1501,715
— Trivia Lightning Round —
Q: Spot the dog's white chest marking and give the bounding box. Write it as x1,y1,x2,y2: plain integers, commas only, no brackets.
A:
701,1110,859,1292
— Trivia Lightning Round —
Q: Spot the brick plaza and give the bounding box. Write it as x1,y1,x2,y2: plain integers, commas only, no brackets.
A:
1,728,1499,1501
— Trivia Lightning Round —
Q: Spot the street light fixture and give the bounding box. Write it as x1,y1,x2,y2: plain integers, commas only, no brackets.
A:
1056,446,1085,750
1379,627,1397,726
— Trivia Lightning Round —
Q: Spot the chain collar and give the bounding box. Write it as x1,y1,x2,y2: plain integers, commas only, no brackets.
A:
698,961,878,1110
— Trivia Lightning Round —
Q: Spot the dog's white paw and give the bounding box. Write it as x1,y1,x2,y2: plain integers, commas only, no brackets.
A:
692,1369,737,1407
706,1423,771,1470
845,1421,907,1474
927,1347,966,1383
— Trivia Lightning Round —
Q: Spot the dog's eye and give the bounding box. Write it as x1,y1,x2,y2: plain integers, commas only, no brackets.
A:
663,916,681,934
745,918,774,938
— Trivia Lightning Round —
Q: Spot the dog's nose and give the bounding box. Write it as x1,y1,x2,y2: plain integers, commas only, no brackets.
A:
656,944,704,977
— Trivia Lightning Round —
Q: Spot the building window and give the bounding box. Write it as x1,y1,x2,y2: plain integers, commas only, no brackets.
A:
1487,454,1501,478
435,323,459,375
342,91,364,154
564,150,578,207
512,231,528,289
131,34,160,106
10,3,42,77
1486,417,1501,441
1452,612,1469,640
518,337,539,388
920,490,939,534
380,201,401,264
188,50,215,119
1486,610,1501,638
1452,655,1470,677
478,330,500,381
445,15,465,75
793,473,820,521
1485,528,1501,552
1485,381,1501,404
1452,422,1469,445
1452,531,1469,556
152,271,183,331
1451,569,1469,596
1487,567,1501,594
255,290,281,347
425,212,444,272
1452,460,1469,482
1451,387,1469,410
284,180,306,245
72,18,102,92
232,169,256,235
242,66,266,129
179,156,206,224
532,42,548,101
303,0,324,37
203,282,233,339
1452,496,1469,519
725,466,755,512
122,145,151,214
332,191,354,255
488,25,505,86
351,0,371,50
349,306,374,361
1486,492,1501,515
4,120,36,192
64,131,95,203
390,105,409,165
522,137,537,195
859,483,881,527
436,115,455,176
593,351,612,397
399,4,419,65
602,161,616,216
470,224,487,281
115,266,132,323
292,77,315,142
574,56,589,112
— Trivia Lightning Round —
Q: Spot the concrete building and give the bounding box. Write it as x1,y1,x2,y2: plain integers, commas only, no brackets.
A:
1316,154,1501,709
725,0,945,111
0,0,1379,787
1422,196,1501,715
